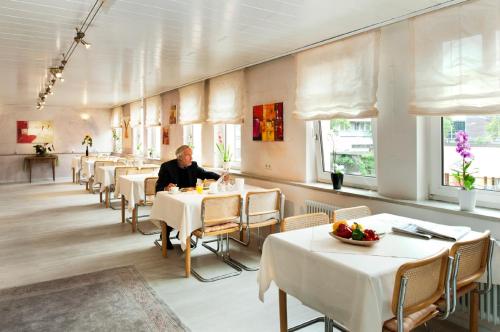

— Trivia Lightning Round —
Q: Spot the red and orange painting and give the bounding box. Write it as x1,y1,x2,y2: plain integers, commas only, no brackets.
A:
252,102,283,141
17,120,54,144
162,126,170,145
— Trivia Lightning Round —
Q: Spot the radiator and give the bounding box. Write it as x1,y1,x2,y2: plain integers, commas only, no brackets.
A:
456,283,500,325
305,200,338,220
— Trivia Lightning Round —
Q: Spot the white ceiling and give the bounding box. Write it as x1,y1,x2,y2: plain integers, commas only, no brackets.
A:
0,0,466,110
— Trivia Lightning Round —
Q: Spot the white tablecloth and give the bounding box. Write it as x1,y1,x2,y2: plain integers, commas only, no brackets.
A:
71,156,81,171
258,213,483,332
95,164,159,192
118,173,158,211
150,184,265,250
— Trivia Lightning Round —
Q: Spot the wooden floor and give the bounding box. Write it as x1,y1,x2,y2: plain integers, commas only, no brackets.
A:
0,180,467,332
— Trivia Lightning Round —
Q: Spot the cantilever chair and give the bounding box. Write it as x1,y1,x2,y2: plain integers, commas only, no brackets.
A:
443,231,494,332
332,205,371,222
110,166,136,210
191,194,243,282
383,248,453,332
128,176,158,233
126,166,158,175
91,160,115,196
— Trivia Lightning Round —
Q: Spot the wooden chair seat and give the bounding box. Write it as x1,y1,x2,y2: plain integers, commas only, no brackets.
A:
383,304,439,332
243,218,279,229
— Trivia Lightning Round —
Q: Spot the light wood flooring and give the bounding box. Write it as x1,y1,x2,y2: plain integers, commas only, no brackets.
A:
0,180,468,332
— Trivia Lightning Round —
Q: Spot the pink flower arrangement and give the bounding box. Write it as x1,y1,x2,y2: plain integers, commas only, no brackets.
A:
452,131,475,190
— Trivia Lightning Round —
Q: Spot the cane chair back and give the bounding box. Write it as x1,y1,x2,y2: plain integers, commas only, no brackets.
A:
126,166,158,175
384,248,451,332
333,206,371,222
245,189,282,228
141,177,158,206
450,231,491,289
281,213,330,232
193,194,242,238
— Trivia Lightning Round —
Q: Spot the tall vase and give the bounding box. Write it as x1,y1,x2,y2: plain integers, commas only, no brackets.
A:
85,146,89,157
458,188,476,211
222,161,231,171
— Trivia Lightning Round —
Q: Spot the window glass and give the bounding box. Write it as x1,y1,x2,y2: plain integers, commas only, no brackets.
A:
442,116,500,191
214,124,241,168
132,127,143,156
146,126,161,159
112,128,122,153
319,119,375,177
183,124,202,162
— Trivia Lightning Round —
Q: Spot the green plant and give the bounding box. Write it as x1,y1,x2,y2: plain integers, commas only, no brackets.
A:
216,134,231,162
33,143,54,156
82,134,93,147
112,129,120,141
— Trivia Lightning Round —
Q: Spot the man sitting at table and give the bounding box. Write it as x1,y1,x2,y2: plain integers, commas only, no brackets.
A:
155,144,221,249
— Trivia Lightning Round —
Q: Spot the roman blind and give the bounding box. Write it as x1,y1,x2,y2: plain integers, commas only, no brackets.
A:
111,106,122,128
411,0,500,115
145,95,162,126
207,70,245,123
294,30,380,120
130,101,143,127
179,81,206,124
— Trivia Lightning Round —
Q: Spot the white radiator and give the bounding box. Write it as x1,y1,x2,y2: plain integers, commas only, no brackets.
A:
456,283,500,325
305,200,338,220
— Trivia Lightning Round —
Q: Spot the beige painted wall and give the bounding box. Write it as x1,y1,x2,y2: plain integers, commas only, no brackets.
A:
0,105,111,182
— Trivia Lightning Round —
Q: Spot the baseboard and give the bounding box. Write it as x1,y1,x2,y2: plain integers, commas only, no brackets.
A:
0,177,74,185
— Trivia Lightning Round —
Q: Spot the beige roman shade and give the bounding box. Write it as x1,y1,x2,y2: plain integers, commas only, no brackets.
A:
179,81,206,124
145,95,162,126
207,70,245,124
111,106,122,128
294,30,380,120
130,101,143,127
410,0,500,116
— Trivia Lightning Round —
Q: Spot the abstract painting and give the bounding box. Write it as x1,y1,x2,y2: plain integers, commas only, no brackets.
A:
17,120,54,144
162,126,170,145
252,102,283,141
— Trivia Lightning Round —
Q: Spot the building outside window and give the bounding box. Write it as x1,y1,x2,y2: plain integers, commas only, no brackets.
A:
146,126,161,159
214,124,241,169
316,119,376,188
183,124,202,162
112,128,122,153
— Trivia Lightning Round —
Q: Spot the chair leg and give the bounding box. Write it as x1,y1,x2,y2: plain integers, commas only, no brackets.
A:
99,190,103,203
161,222,167,257
121,195,125,223
470,289,479,332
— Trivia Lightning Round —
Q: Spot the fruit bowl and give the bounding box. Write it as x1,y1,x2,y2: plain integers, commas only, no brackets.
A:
329,232,380,246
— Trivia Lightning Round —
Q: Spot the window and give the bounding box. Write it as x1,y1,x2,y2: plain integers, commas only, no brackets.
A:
132,127,143,156
214,124,241,169
146,126,161,159
316,119,376,188
112,128,122,153
429,116,500,209
183,124,202,162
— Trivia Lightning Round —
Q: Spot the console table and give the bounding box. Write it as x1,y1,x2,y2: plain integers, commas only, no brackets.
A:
25,155,57,183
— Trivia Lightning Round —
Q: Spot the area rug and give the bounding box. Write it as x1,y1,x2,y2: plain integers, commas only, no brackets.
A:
138,219,161,235
0,266,189,332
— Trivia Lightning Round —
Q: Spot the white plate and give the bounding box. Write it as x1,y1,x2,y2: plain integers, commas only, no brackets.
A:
329,232,380,246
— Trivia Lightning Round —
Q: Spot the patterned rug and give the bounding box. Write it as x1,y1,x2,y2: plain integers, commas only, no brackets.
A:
0,266,189,332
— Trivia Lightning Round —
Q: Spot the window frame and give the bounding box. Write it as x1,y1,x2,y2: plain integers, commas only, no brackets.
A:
183,124,202,162
428,117,500,209
132,126,144,157
314,120,377,190
214,124,241,170
146,126,161,160
112,127,123,154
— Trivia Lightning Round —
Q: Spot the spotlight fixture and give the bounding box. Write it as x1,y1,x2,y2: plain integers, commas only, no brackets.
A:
34,0,103,110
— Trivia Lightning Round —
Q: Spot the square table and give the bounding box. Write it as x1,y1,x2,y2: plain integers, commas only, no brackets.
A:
258,213,482,332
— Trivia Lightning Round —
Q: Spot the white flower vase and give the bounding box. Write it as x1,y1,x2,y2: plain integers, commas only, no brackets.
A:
222,161,231,171
458,188,476,211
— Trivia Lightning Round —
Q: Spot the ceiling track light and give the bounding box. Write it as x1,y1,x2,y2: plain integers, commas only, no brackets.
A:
34,0,103,110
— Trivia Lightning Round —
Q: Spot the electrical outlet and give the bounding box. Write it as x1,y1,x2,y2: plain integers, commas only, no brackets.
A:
264,163,272,170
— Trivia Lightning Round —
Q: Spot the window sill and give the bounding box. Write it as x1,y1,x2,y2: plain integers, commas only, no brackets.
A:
228,170,500,223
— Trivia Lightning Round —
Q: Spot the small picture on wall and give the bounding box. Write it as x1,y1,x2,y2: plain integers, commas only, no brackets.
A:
252,102,283,141
162,126,170,145
17,120,54,143
169,105,177,124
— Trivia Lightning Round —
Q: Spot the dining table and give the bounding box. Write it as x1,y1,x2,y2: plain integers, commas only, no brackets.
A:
258,213,483,332
150,184,271,277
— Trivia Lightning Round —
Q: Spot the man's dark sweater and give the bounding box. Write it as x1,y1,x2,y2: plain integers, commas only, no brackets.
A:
155,159,220,193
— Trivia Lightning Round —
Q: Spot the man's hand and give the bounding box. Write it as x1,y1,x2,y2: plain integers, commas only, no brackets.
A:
165,183,177,191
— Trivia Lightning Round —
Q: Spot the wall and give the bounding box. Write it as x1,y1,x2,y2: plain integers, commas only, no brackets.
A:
0,105,111,183
161,90,182,162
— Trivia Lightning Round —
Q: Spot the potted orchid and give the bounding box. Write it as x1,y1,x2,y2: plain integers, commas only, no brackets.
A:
331,151,344,190
452,131,476,211
216,134,232,170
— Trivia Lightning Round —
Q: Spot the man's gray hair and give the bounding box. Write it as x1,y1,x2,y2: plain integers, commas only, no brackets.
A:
175,145,191,159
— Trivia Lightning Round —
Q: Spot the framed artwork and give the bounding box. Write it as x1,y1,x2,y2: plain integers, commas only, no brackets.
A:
162,126,170,145
252,102,283,141
17,120,54,143
169,105,177,124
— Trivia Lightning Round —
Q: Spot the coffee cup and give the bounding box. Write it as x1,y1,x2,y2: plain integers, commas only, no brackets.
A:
169,186,179,194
